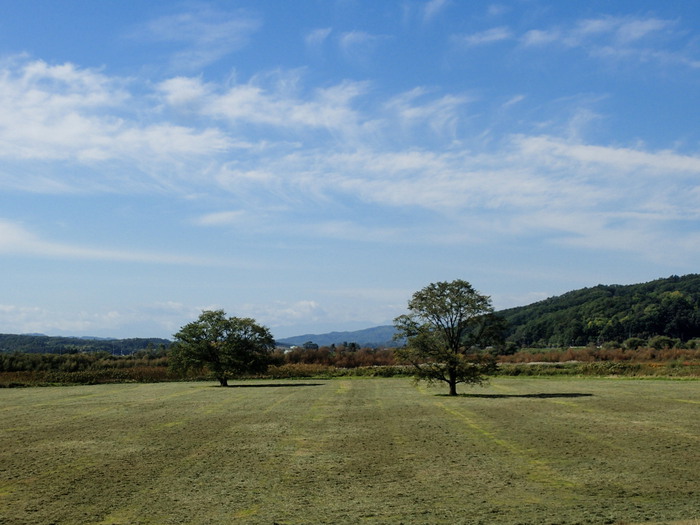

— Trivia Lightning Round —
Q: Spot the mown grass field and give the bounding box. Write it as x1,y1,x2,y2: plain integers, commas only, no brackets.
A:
1,378,698,524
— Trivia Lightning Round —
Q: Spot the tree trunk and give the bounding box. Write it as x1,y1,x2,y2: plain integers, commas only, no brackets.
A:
218,376,228,387
448,369,458,396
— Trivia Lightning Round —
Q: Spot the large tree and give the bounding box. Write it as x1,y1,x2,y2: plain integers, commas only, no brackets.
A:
170,310,275,386
394,280,503,396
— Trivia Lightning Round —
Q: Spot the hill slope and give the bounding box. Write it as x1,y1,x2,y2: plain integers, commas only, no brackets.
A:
276,325,398,348
0,334,171,355
500,274,700,346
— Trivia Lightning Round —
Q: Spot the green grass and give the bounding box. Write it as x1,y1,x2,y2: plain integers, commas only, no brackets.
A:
1,378,698,524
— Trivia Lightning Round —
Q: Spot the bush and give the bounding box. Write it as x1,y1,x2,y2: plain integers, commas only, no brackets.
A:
648,336,678,350
623,337,646,350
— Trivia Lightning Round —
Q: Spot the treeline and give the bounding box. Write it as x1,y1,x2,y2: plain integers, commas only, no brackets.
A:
0,345,395,374
0,334,171,354
500,274,700,347
3,340,699,387
0,349,174,386
0,348,167,372
0,344,402,386
275,345,396,367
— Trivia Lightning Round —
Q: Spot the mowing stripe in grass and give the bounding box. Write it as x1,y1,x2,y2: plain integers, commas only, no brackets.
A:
2,378,698,524
672,398,700,404
433,400,579,493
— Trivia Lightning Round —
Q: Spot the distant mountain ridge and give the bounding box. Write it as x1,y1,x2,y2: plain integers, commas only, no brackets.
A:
276,325,399,348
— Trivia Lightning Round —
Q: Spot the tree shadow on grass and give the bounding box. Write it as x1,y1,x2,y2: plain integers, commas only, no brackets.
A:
439,393,594,399
222,383,325,388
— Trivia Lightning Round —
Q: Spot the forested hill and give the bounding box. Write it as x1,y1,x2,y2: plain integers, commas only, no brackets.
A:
0,334,171,355
276,325,399,348
500,274,700,347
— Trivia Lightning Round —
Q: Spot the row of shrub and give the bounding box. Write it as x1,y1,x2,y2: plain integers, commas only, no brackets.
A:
0,351,169,373
500,346,700,364
2,342,700,387
265,364,412,379
0,367,175,387
271,347,397,368
496,361,700,378
0,364,413,387
3,360,699,387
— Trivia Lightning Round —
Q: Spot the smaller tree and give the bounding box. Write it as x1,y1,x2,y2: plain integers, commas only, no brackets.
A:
170,310,275,386
394,280,503,396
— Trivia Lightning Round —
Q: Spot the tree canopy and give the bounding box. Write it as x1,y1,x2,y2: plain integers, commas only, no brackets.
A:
170,310,275,386
500,274,700,347
394,280,503,396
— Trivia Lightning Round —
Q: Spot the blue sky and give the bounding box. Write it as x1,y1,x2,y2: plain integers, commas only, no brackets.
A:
1,0,700,339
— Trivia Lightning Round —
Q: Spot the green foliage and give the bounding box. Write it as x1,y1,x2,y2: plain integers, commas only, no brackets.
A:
501,274,700,347
0,334,171,355
0,351,175,386
394,280,503,395
496,361,700,377
648,335,677,350
170,310,275,386
623,337,645,350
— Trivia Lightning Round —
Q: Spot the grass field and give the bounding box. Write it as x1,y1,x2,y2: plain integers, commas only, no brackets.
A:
1,378,698,524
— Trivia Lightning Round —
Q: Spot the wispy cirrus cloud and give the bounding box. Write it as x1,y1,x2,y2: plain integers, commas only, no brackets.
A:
157,72,374,141
521,15,699,67
194,210,247,226
453,26,512,47
522,15,675,48
0,219,221,265
423,0,450,23
384,87,471,138
132,6,262,70
337,31,388,65
448,15,698,68
305,28,332,51
181,128,700,265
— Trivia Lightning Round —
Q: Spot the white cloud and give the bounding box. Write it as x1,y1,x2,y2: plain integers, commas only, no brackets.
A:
241,300,329,330
185,126,700,265
0,58,232,192
159,72,372,140
0,301,208,338
305,28,332,49
384,88,471,138
0,219,221,265
528,16,675,48
135,7,262,70
502,94,526,109
487,4,508,17
574,16,672,44
338,31,387,64
520,15,693,67
0,304,95,335
423,0,450,23
515,135,700,174
454,26,512,47
1,53,699,270
157,76,210,106
521,29,561,46
194,210,246,226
